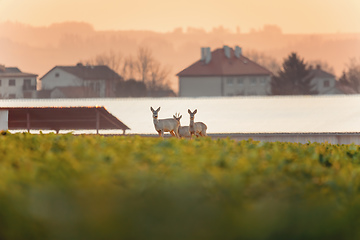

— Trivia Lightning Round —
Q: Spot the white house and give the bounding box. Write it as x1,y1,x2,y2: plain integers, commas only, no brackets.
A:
177,46,273,97
310,65,343,94
39,63,122,98
0,65,37,99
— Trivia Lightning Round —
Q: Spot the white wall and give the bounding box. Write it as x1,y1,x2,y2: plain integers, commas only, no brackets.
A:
179,76,222,97
179,75,271,97
0,110,8,131
41,68,83,90
311,76,336,94
0,77,36,98
224,75,271,96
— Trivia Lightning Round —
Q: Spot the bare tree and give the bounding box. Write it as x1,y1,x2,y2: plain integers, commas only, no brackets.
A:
148,60,171,91
136,46,153,83
83,46,173,97
339,57,360,93
134,46,171,91
83,50,123,74
244,49,280,75
121,55,136,80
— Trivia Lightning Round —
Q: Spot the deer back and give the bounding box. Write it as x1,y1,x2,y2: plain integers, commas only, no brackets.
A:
195,122,207,134
155,118,179,132
178,126,191,138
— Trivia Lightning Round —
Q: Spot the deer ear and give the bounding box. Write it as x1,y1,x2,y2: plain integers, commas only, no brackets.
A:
156,107,160,112
188,109,191,114
173,115,176,118
194,109,197,114
150,107,154,112
180,115,182,119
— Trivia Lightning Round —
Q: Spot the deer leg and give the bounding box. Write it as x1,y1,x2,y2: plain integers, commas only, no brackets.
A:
157,130,162,137
170,130,175,137
174,128,180,138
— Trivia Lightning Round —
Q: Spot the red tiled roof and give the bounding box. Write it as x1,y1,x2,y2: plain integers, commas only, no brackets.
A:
177,48,273,77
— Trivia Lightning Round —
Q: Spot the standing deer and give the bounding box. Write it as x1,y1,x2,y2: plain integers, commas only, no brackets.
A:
150,107,180,138
173,113,191,138
188,109,207,138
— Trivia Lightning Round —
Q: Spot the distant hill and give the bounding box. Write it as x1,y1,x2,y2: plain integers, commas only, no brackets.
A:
0,21,359,93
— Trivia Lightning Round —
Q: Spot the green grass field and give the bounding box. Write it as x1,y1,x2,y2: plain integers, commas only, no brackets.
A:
1,132,360,240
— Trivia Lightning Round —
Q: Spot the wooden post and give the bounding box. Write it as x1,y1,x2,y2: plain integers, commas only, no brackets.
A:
26,111,30,133
96,110,100,134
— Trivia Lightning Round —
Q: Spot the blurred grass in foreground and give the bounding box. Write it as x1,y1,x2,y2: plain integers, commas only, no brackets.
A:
1,132,360,239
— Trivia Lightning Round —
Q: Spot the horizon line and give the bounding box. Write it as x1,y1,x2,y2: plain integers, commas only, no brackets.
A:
1,20,360,35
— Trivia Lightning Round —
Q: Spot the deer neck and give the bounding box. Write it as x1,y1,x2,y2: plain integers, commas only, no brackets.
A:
189,118,195,132
153,117,159,127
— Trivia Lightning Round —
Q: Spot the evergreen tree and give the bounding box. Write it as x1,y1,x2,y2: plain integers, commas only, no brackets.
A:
271,52,317,95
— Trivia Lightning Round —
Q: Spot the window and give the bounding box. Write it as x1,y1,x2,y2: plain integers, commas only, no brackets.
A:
95,82,100,94
9,79,15,86
226,77,233,85
55,73,60,77
324,80,330,88
237,78,243,84
251,78,257,85
23,79,32,90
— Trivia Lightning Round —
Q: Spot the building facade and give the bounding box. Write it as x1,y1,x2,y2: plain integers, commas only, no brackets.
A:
40,63,122,98
310,65,342,94
0,65,37,99
177,46,273,97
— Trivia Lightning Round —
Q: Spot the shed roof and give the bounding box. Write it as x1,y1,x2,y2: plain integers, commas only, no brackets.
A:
0,106,130,132
177,48,273,77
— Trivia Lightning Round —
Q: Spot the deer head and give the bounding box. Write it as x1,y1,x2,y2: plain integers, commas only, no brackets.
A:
188,109,197,120
150,107,161,119
173,112,182,122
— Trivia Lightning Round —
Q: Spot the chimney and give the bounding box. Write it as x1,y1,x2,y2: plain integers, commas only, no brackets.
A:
223,45,231,58
201,47,207,61
234,46,242,58
205,47,211,64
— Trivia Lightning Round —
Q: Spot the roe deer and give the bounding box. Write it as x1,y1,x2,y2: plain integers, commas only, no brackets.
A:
150,107,179,138
173,113,191,138
188,109,207,138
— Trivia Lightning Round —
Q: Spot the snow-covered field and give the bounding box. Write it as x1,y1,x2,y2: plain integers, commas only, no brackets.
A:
1,95,360,134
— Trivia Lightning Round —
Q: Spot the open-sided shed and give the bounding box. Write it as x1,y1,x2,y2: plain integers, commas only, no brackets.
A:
0,106,130,134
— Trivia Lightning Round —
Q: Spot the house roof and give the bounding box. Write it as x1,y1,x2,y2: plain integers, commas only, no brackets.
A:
311,66,335,79
40,64,122,81
177,47,273,77
0,66,38,78
52,86,99,98
0,106,130,132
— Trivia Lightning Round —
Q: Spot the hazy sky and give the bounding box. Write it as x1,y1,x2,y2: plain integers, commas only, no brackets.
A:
1,0,360,33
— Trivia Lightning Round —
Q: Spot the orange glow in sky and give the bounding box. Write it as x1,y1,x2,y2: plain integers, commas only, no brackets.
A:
1,0,360,33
